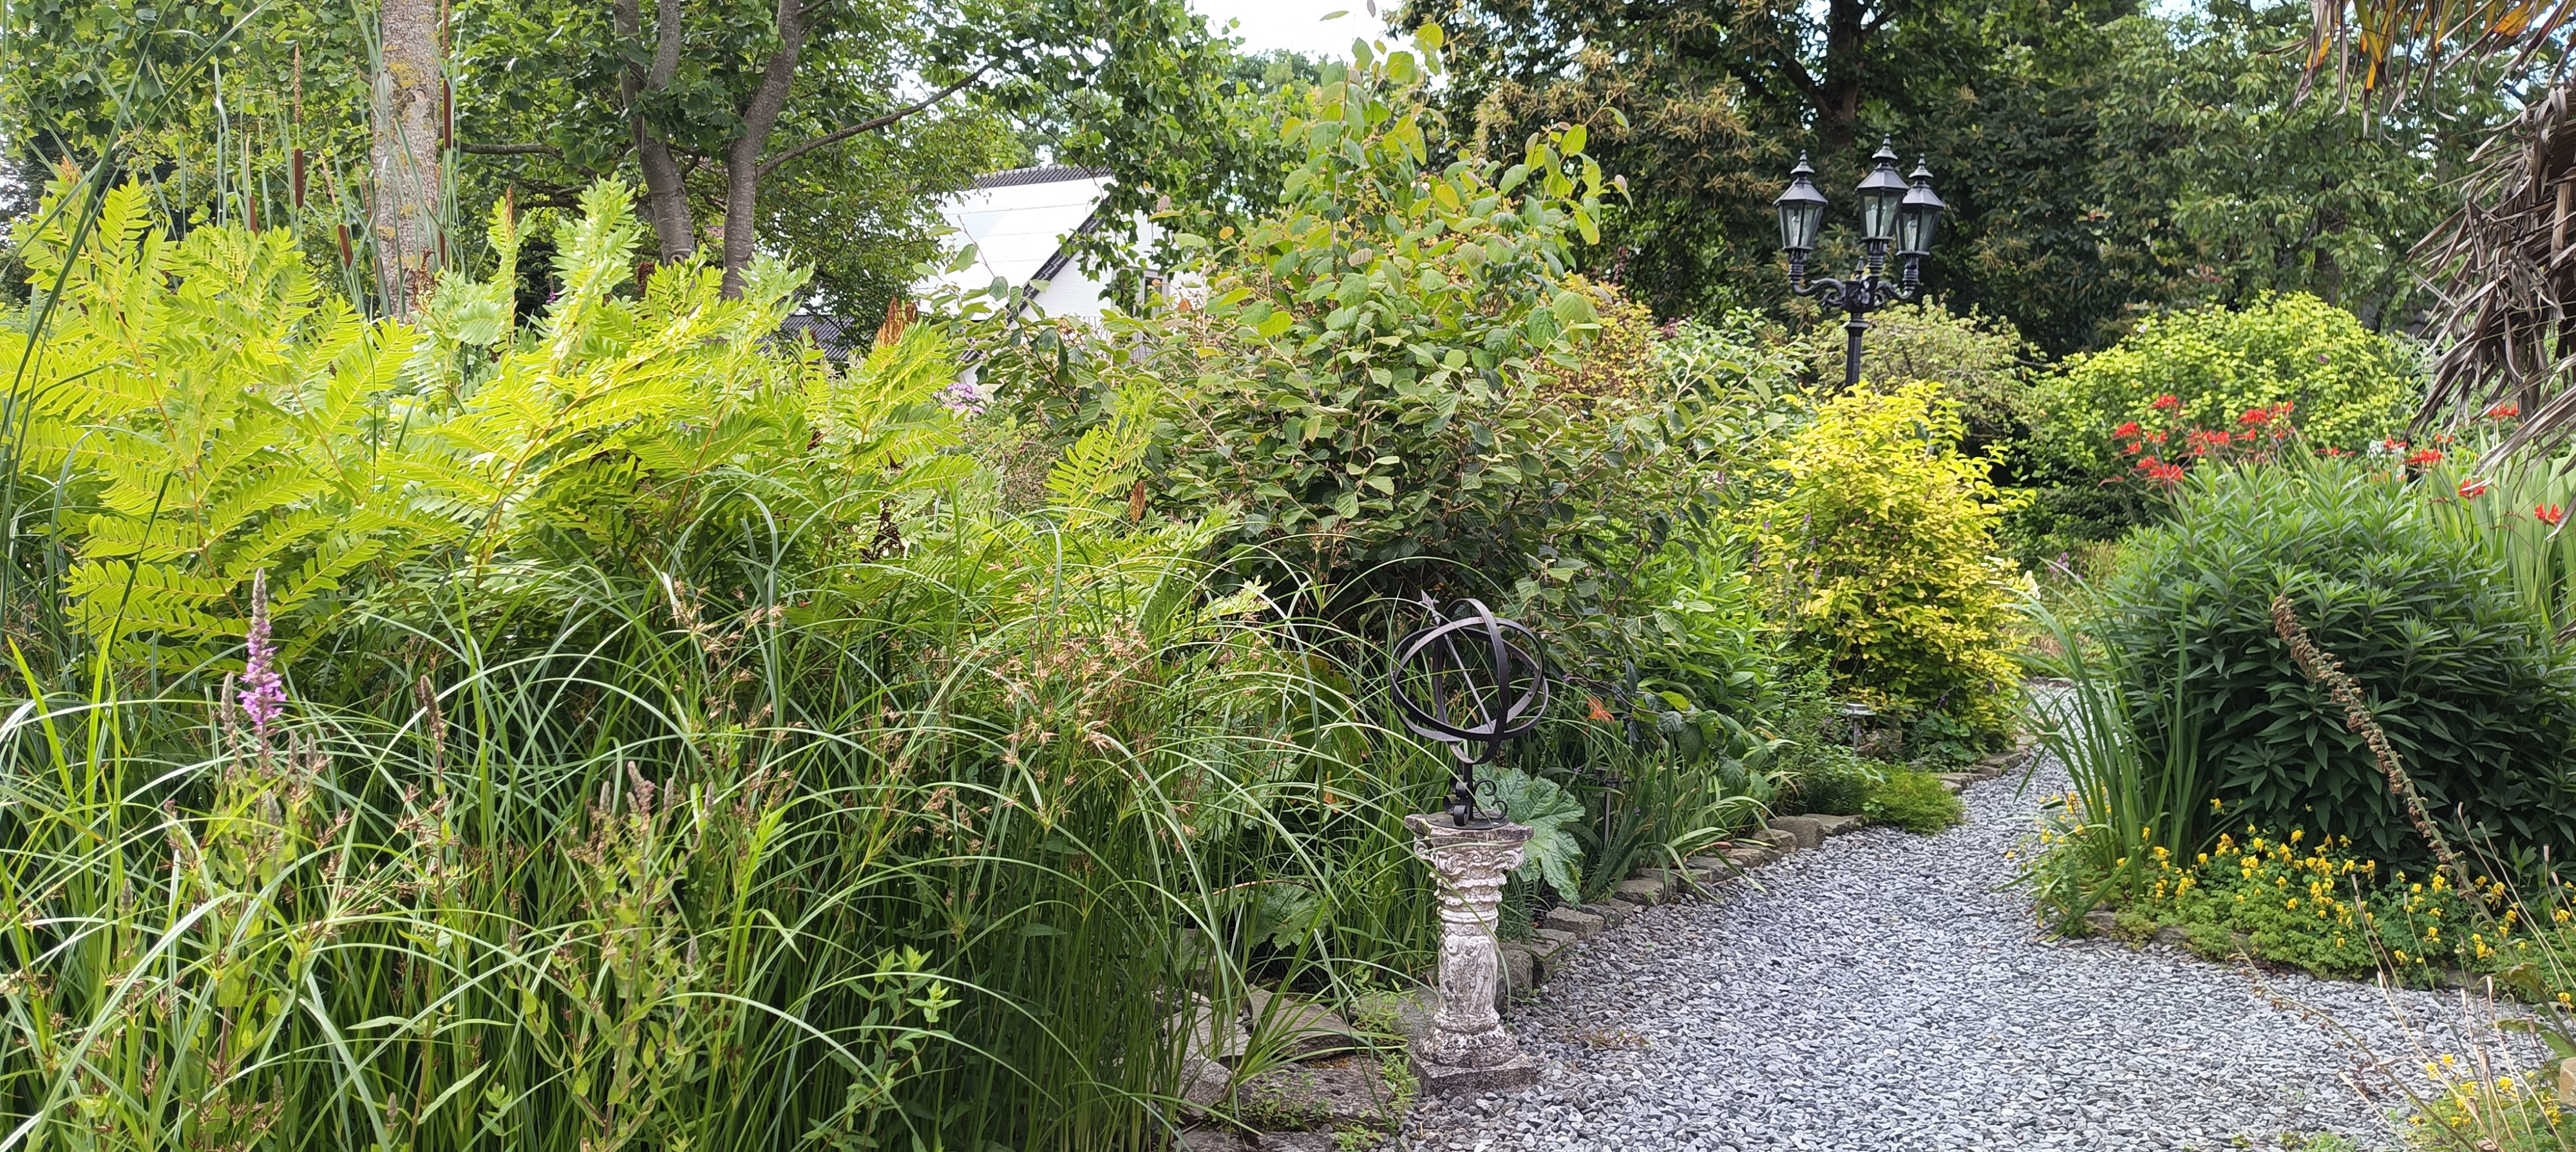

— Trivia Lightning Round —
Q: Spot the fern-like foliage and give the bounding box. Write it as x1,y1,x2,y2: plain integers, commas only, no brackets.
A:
6,175,965,663
9,182,463,656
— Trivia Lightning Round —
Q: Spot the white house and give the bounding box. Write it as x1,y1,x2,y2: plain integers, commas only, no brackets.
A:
918,164,1160,319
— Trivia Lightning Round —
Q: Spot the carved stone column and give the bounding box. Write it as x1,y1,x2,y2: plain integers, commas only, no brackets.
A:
1405,813,1540,1094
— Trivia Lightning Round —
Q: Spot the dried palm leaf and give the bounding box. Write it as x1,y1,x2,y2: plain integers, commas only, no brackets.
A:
2306,0,2576,448
2414,82,2576,453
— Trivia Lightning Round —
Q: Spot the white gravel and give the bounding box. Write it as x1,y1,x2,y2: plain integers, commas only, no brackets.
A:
1390,757,2534,1152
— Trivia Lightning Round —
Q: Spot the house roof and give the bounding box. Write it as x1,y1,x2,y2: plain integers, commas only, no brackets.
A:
923,165,1113,299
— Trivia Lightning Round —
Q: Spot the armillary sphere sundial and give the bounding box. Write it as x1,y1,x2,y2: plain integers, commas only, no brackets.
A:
1389,596,1551,827
1388,595,1551,1093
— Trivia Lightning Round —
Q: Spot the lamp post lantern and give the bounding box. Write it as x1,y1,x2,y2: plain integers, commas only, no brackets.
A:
1775,138,1946,388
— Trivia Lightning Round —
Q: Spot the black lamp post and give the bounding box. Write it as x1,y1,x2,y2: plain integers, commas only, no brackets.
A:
1775,139,1946,388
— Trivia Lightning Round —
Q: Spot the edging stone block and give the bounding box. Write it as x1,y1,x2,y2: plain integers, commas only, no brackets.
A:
1539,906,1605,938
1811,813,1863,838
1768,815,1825,849
1612,878,1667,907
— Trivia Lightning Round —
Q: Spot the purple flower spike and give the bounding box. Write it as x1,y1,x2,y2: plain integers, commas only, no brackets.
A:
238,570,287,737
936,379,989,417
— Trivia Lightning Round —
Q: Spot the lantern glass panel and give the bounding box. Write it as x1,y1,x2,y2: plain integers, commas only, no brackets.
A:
1858,187,1900,241
1895,203,1932,254
1777,200,1822,251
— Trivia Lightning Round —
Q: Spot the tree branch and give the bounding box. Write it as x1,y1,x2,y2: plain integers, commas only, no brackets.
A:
459,142,562,156
756,65,990,181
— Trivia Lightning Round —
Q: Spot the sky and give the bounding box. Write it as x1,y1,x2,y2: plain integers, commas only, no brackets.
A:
1189,0,1393,59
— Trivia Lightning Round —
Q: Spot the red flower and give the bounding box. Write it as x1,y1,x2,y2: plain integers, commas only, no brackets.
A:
2320,447,2351,457
2540,504,2566,527
2406,448,2445,466
2152,394,2181,411
2113,420,2141,439
1587,697,1616,722
2383,437,2408,451
2239,407,2271,426
2459,477,2490,499
2488,402,2521,420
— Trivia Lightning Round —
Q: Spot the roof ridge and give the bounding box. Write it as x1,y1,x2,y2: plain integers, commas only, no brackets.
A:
972,164,1113,189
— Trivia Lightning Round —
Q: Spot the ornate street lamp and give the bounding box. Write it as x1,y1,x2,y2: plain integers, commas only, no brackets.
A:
1774,139,1946,388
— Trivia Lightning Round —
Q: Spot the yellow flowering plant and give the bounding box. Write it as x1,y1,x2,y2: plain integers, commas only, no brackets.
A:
2068,813,2545,985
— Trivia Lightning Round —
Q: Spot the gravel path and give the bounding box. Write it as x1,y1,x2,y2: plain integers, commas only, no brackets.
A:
1392,758,2530,1152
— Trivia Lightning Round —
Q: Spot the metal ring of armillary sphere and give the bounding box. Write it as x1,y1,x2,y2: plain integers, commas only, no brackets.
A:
1390,597,1551,827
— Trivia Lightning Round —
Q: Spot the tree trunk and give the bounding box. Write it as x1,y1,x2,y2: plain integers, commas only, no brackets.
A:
618,0,697,264
721,0,807,298
1814,0,1870,155
373,0,445,318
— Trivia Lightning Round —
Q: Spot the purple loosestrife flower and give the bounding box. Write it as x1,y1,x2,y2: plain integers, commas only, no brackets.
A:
936,379,989,417
238,570,287,737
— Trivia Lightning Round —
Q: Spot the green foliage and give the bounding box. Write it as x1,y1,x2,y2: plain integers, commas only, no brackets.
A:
1743,380,2020,736
2078,826,2545,990
2007,292,2422,563
1490,766,1584,903
2101,463,2576,867
2088,3,2496,329
1863,770,1965,835
1793,301,2038,461
1144,32,1617,583
2418,431,2576,639
2031,293,2419,482
1790,758,1879,818
3,178,884,659
2020,593,2207,926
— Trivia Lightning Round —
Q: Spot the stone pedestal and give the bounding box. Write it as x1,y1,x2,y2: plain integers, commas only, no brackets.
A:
1404,813,1540,1095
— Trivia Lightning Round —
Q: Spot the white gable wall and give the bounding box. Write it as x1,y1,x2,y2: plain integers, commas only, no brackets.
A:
921,166,1155,319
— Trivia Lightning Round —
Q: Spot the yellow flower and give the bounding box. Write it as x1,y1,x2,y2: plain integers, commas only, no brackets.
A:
2211,798,2224,813
2291,829,2304,844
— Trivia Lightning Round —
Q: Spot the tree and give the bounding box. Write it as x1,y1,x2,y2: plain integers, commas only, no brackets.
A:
2302,0,2576,448
375,0,445,316
451,0,1253,297
2091,3,2492,332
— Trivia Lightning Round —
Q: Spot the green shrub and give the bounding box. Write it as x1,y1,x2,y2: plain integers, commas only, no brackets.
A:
2031,293,2418,481
2101,462,2576,867
2006,293,2418,564
1743,380,2021,739
1792,300,2038,462
1864,770,1965,834
1790,757,1879,817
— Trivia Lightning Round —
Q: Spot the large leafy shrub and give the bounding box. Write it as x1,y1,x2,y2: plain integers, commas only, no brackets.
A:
2102,464,2576,865
2007,293,2419,563
1743,381,2020,739
981,30,1738,643
2030,292,2416,480
1792,300,2038,462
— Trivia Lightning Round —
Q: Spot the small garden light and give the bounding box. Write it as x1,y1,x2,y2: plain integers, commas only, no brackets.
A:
1774,137,1944,388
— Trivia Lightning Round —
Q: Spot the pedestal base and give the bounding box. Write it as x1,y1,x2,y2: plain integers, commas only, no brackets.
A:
1410,1050,1539,1097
